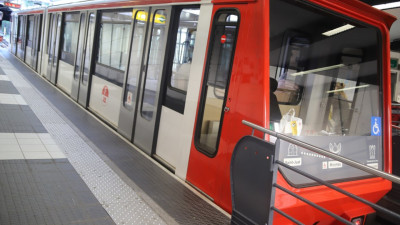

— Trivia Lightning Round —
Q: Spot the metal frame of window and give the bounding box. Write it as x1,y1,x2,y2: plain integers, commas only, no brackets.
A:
163,5,200,114
93,9,132,87
194,8,240,157
60,12,80,65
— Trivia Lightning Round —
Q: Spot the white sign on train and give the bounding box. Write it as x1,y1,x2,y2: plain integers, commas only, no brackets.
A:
367,163,379,169
328,161,343,169
284,158,302,167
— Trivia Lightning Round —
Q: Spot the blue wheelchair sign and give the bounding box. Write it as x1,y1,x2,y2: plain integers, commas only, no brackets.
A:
371,117,381,136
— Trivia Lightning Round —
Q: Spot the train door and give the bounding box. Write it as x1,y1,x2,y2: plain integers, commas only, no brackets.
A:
76,11,96,107
12,14,18,55
89,8,137,127
117,7,171,155
118,8,151,139
186,7,242,210
32,14,42,71
25,15,34,68
152,6,204,173
57,12,80,96
17,15,26,60
42,13,52,78
70,12,88,101
45,13,55,80
46,13,62,84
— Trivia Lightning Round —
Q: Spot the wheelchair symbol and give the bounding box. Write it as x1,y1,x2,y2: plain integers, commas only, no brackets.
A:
372,118,380,135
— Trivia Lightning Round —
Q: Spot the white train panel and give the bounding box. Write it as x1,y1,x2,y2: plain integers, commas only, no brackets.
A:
41,53,48,77
25,46,32,67
155,4,213,179
89,76,122,127
56,60,74,95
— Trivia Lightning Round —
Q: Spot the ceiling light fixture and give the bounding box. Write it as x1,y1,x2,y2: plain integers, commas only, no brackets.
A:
322,24,355,37
326,84,369,94
290,64,345,76
373,2,400,10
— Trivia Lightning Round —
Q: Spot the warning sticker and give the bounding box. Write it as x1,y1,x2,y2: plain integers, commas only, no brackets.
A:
102,85,109,104
126,91,133,106
284,158,302,167
322,161,328,169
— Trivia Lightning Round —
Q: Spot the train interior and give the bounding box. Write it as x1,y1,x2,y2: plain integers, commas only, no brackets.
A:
270,0,383,186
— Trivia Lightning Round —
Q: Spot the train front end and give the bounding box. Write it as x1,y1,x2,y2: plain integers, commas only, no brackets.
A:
186,0,396,224
269,0,395,224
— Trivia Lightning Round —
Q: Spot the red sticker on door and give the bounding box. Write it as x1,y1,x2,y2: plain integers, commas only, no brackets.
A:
102,85,109,103
221,34,227,44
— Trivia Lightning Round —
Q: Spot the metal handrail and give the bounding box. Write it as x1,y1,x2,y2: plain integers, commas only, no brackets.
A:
274,183,354,225
242,120,400,185
393,124,400,130
276,161,400,221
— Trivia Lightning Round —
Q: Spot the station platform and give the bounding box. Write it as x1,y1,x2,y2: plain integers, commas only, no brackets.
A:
0,48,230,224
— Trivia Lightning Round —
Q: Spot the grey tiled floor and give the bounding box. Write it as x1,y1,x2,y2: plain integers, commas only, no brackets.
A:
0,52,115,224
0,47,230,225
0,159,114,225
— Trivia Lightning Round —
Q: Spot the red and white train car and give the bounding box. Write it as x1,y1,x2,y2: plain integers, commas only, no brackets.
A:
11,0,396,224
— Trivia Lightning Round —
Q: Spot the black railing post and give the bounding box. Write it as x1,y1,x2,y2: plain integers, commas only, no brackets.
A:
230,136,280,225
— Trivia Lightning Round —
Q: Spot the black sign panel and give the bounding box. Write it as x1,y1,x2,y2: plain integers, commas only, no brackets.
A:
278,136,382,187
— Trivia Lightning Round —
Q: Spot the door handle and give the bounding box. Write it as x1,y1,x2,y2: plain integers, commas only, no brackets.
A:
142,64,147,73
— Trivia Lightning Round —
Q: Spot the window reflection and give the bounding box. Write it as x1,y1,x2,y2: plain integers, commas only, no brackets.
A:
170,9,200,92
270,0,383,186
141,10,167,120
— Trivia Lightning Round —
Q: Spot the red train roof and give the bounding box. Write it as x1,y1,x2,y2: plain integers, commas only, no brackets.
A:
309,0,396,28
15,0,396,30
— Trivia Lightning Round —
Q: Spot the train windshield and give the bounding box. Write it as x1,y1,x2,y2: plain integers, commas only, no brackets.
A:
270,0,383,186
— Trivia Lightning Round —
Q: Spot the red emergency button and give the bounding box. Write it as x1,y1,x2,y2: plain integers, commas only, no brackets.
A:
221,34,227,44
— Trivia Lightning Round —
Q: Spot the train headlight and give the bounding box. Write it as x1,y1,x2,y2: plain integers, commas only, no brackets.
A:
351,216,364,225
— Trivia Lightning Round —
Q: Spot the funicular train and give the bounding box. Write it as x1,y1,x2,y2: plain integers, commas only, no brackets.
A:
10,0,395,224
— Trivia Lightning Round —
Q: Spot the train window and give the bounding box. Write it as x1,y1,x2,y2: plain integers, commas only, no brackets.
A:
270,0,383,186
27,16,34,48
195,10,240,157
123,10,147,110
12,15,18,53
163,7,200,114
48,14,56,55
60,13,79,65
170,8,200,92
74,13,86,81
141,9,168,120
98,11,132,70
274,33,309,105
82,13,96,85
17,16,24,58
94,10,132,86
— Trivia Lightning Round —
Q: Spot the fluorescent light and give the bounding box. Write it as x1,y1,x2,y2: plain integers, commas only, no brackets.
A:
373,2,400,10
290,64,345,76
183,9,200,16
322,24,355,36
326,84,370,94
